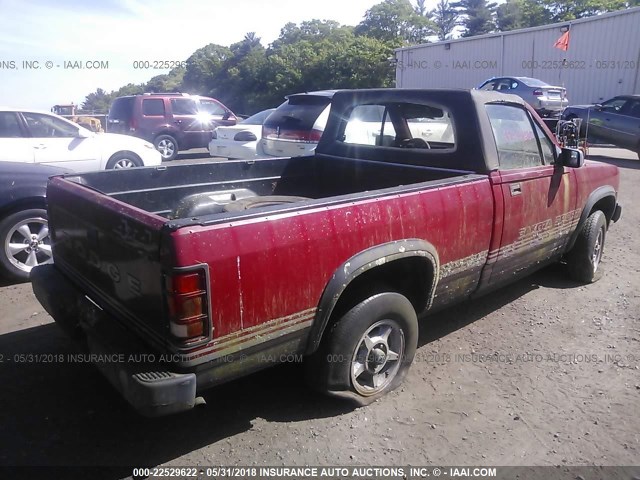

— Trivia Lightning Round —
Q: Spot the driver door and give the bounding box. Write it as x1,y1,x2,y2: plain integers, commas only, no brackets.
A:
22,112,99,171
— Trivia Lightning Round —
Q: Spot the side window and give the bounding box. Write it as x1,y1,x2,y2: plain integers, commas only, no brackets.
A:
170,98,197,115
534,122,556,165
23,112,79,138
0,112,23,138
626,100,640,118
342,105,396,146
485,104,543,169
479,81,496,91
600,98,627,113
199,99,226,116
142,98,166,116
496,79,511,91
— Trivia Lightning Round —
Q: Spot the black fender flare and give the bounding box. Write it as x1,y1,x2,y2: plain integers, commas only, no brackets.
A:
566,185,617,252
305,239,440,355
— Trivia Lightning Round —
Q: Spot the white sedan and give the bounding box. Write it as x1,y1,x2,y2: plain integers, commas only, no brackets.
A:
0,108,161,171
208,109,275,159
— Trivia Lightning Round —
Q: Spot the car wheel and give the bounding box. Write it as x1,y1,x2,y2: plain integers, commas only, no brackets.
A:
307,292,418,405
0,209,52,282
106,152,142,169
154,135,178,161
566,210,607,283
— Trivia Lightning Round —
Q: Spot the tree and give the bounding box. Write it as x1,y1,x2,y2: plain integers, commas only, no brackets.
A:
431,0,458,40
541,0,631,22
81,88,112,113
355,0,434,45
182,44,233,95
453,0,497,37
496,0,551,31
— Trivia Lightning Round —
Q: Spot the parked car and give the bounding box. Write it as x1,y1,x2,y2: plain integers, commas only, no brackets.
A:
108,93,237,161
0,162,71,281
562,95,640,159
259,91,335,157
478,77,568,117
208,108,275,159
0,108,161,170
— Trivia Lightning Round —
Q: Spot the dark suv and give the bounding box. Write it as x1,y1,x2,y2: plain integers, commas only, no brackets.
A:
107,93,237,160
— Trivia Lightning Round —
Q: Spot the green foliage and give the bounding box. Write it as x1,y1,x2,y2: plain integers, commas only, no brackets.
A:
355,0,435,45
453,0,497,37
431,0,458,40
541,0,631,21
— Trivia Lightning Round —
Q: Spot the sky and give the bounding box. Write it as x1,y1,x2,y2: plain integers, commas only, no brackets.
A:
0,0,438,110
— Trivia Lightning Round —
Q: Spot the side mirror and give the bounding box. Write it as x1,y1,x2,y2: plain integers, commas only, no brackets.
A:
559,147,584,168
76,128,91,138
222,111,231,120
594,104,603,111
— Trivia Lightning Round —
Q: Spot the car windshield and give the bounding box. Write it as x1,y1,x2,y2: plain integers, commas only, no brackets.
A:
240,109,275,125
264,96,332,131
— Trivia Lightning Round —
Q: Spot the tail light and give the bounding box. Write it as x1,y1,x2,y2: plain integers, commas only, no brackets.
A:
129,117,138,132
532,89,543,96
234,131,257,142
308,128,323,142
165,267,211,344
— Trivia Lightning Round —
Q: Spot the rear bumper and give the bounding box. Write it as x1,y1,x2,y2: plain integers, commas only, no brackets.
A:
31,264,197,417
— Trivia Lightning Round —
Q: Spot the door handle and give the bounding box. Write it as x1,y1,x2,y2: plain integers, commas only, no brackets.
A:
174,120,182,124
33,144,47,150
510,183,522,196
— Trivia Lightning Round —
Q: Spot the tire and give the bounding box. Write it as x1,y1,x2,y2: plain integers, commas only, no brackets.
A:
0,209,53,282
307,292,418,405
566,210,607,283
154,134,178,161
106,152,142,169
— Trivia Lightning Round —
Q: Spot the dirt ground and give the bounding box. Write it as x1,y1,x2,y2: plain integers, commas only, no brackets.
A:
0,148,638,475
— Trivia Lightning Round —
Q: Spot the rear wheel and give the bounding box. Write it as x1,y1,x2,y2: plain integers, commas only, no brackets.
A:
106,152,142,169
0,209,52,281
154,134,178,161
566,210,607,283
307,292,418,405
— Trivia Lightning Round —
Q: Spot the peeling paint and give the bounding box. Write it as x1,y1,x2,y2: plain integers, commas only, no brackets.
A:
237,256,244,329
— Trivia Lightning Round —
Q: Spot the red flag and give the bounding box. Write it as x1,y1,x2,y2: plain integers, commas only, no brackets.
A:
554,30,570,51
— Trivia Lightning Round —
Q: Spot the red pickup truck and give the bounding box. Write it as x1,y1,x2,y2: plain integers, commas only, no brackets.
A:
31,89,622,416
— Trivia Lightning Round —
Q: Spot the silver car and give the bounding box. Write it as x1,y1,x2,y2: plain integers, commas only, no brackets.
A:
478,76,568,117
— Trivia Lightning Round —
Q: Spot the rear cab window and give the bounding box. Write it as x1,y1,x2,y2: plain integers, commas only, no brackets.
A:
340,102,455,149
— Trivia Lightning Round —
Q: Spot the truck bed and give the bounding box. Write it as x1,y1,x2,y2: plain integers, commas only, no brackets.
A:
63,154,476,222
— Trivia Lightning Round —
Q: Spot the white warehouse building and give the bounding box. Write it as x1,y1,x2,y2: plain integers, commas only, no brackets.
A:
395,7,640,105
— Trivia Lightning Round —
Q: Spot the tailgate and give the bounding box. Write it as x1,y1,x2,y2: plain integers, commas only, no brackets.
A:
46,175,169,346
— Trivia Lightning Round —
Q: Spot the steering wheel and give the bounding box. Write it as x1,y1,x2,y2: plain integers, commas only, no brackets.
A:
401,138,431,149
